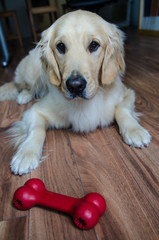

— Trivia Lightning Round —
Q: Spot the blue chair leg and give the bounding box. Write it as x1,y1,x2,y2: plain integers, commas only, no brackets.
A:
0,22,10,67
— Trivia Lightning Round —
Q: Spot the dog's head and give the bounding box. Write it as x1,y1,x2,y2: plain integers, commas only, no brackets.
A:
40,10,125,100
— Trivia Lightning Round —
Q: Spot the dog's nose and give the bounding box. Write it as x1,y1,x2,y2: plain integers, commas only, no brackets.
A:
66,75,86,95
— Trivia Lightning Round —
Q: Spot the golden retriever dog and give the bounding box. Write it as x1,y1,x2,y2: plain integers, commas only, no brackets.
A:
0,10,151,175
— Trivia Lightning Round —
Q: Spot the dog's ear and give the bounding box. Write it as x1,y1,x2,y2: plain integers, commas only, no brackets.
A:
101,28,125,85
39,28,61,87
41,48,61,87
45,47,61,86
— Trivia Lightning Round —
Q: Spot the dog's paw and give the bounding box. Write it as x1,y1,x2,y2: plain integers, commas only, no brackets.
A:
10,149,41,175
122,126,151,148
17,90,33,104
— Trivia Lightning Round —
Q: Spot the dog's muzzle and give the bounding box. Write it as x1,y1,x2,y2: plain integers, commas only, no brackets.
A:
66,74,87,99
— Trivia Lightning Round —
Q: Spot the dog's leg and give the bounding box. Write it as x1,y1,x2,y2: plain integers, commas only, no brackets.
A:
10,107,47,175
115,89,151,148
0,82,19,101
17,89,33,104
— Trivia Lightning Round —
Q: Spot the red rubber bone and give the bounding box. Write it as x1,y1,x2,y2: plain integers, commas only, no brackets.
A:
13,178,106,230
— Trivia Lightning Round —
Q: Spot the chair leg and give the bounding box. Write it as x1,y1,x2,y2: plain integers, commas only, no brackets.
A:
49,12,53,25
54,11,59,20
0,22,10,67
12,12,23,47
28,12,37,42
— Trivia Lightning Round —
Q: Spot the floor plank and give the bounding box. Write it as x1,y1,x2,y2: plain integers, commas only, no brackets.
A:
0,217,28,240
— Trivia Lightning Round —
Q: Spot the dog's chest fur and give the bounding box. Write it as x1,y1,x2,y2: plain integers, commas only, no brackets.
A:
46,78,124,133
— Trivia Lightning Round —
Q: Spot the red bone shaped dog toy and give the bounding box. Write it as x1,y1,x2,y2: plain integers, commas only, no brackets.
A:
13,178,106,230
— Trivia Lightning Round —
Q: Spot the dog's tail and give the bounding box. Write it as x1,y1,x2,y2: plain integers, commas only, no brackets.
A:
0,82,19,101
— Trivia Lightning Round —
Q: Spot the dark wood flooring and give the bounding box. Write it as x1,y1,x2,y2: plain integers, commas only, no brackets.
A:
0,31,159,240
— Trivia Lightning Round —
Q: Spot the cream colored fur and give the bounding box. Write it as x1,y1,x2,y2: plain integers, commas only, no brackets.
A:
0,49,48,104
1,10,151,175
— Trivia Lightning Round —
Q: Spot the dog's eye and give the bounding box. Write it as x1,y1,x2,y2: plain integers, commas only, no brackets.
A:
56,42,66,54
89,41,100,53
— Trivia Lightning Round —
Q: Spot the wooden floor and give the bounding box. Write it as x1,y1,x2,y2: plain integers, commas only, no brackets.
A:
0,31,159,240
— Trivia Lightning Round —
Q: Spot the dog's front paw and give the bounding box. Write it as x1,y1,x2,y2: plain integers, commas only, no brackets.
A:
122,126,151,148
10,149,41,175
17,90,32,104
